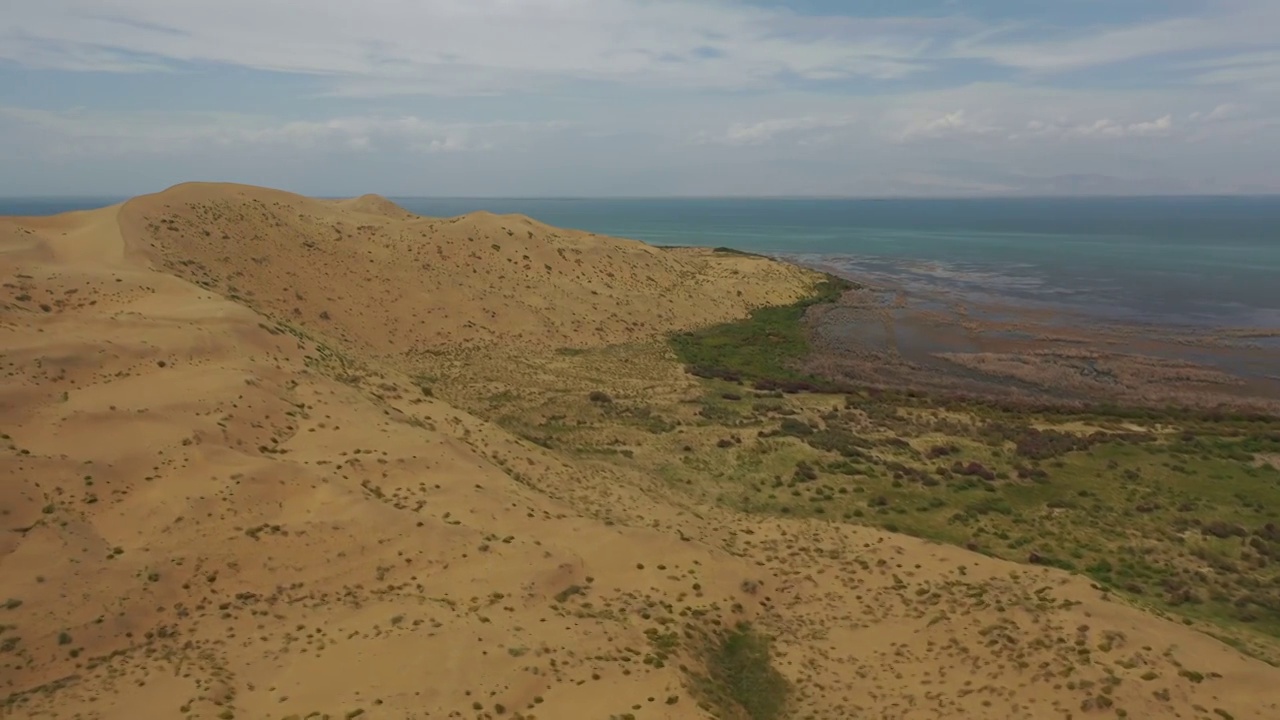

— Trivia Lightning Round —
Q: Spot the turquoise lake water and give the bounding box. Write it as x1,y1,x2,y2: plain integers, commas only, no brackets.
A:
4,195,1278,329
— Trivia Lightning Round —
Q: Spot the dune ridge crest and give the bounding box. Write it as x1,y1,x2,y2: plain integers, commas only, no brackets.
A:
2,183,1278,719
117,182,816,363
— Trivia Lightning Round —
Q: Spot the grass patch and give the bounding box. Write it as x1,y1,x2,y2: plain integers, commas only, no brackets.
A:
711,246,767,258
670,276,854,388
692,622,790,720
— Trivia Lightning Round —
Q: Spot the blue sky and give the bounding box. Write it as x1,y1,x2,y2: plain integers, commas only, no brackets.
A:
2,0,1278,196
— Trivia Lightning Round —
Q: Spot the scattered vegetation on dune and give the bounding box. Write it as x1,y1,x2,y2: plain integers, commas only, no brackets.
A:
754,398,1280,636
444,275,1280,665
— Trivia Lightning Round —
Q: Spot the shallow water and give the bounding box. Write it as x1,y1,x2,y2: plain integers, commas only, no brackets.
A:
892,318,981,358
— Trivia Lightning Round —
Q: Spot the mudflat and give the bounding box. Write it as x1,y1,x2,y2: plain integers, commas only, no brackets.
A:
796,260,1280,413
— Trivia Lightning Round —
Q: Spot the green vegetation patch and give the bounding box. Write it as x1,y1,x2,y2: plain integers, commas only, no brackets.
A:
691,622,791,720
711,246,767,258
670,276,854,389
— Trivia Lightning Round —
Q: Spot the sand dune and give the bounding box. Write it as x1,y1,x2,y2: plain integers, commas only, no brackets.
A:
3,183,1279,719
116,182,814,362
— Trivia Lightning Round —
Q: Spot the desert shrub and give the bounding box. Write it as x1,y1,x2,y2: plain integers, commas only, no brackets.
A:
792,461,819,483
1014,428,1093,459
883,461,931,484
980,424,1155,460
1027,551,1075,571
926,444,958,459
965,497,1012,516
951,461,996,482
699,403,739,422
777,417,813,437
1201,520,1248,539
689,365,743,383
804,428,870,458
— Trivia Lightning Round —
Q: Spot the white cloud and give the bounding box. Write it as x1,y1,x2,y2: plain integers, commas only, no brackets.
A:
952,0,1280,74
1116,114,1174,138
895,109,999,142
0,107,556,156
702,115,858,146
3,1,1279,197
1012,114,1174,141
1185,50,1280,89
890,108,1180,145
1191,103,1243,122
13,0,1269,96
1,0,943,94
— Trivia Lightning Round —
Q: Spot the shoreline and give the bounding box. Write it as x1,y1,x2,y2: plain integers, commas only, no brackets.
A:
774,254,1280,413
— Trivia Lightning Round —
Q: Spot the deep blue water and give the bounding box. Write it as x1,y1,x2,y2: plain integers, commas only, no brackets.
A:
4,195,1279,329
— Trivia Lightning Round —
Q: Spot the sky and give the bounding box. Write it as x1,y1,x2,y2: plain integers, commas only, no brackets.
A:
2,0,1279,197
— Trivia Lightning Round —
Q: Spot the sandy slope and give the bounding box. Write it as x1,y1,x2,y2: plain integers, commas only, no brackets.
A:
117,182,815,362
2,184,1279,720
